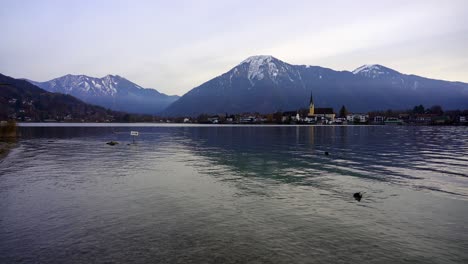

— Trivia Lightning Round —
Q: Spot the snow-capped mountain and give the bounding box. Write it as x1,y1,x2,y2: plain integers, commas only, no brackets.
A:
28,74,137,96
163,55,313,116
0,73,134,122
163,56,468,116
28,74,179,114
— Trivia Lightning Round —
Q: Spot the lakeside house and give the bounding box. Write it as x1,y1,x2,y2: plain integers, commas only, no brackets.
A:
373,116,385,124
207,116,219,124
240,116,257,123
282,111,307,123
347,113,369,123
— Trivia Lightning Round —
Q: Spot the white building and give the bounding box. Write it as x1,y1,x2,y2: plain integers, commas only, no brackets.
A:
347,114,369,123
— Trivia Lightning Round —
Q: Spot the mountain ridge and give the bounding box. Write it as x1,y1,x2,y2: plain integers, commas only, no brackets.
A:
27,74,179,114
0,73,126,122
163,56,468,116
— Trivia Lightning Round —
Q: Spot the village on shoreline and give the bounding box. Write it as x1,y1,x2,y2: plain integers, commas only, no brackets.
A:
179,109,468,126
5,106,467,127
3,93,468,126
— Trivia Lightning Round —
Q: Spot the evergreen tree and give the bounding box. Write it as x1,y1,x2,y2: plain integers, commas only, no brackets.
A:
412,105,425,114
339,105,348,118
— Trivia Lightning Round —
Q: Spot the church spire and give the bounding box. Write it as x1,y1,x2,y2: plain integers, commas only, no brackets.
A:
308,91,315,116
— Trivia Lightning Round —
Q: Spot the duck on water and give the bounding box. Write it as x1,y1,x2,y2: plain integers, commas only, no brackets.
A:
353,192,363,202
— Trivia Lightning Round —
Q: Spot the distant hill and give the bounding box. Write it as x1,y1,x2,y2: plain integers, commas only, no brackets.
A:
163,55,468,116
27,74,179,114
0,73,131,122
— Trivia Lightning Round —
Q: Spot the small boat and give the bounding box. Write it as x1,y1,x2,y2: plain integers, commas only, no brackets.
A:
384,118,403,125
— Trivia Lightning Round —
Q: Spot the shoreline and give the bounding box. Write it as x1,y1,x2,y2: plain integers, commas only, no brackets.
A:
16,122,468,128
0,141,15,160
17,122,390,127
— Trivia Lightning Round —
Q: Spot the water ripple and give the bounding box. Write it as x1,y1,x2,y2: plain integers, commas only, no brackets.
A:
1,125,467,263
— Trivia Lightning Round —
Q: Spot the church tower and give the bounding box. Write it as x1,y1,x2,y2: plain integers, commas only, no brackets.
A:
308,92,314,116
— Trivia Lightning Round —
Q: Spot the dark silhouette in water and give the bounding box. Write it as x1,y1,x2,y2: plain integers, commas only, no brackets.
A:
324,151,329,156
353,192,363,202
106,141,119,146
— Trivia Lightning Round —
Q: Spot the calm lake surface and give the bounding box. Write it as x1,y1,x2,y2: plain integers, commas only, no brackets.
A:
1,124,467,263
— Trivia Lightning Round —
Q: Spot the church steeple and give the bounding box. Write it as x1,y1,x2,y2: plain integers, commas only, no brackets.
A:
309,91,315,116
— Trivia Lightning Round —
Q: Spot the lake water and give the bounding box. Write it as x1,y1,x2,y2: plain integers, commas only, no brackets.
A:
1,124,467,263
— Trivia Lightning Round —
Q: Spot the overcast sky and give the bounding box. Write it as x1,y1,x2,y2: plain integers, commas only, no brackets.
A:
1,0,467,95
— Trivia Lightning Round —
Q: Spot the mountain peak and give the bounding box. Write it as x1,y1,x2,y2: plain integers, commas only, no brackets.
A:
236,55,292,82
352,64,400,77
241,55,276,65
102,74,124,82
103,74,122,79
63,74,85,78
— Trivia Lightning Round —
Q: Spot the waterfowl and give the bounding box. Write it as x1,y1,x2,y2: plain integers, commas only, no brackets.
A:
353,192,363,202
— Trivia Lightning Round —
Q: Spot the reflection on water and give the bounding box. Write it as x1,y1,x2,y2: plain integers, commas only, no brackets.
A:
181,126,468,196
1,125,467,263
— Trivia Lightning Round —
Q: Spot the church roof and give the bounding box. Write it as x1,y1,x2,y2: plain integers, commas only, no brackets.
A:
315,108,334,114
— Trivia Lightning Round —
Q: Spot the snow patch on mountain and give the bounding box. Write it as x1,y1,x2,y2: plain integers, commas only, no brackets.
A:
238,55,302,85
241,55,278,82
353,64,376,74
40,74,149,96
352,64,400,79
